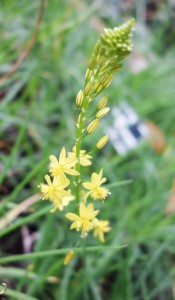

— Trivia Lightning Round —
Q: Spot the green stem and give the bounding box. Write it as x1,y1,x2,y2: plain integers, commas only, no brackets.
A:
75,97,89,204
74,63,105,205
0,245,127,264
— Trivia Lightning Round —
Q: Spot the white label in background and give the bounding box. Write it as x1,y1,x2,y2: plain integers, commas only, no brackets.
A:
104,101,150,155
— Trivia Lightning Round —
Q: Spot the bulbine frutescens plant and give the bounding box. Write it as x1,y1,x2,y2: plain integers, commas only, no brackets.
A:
39,19,134,243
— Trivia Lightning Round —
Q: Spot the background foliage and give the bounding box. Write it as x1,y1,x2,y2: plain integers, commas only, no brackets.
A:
0,0,175,299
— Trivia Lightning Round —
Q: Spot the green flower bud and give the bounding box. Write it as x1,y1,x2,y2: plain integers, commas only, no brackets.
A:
101,74,113,88
94,82,103,94
76,90,84,107
84,82,94,96
96,107,110,119
96,135,109,149
86,119,100,134
97,96,108,110
85,69,93,81
88,56,96,70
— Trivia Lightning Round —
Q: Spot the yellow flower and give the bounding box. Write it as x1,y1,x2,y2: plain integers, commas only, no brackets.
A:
49,147,79,178
51,194,74,212
82,169,110,202
39,175,74,211
92,218,111,242
68,147,92,166
65,202,99,236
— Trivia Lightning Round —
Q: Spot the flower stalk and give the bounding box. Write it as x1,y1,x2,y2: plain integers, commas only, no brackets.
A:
39,19,134,242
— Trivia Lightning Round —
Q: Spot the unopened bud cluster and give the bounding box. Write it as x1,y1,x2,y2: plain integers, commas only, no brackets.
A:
82,19,134,101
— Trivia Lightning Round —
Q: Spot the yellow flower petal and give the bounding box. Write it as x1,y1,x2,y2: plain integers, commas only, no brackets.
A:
89,208,99,219
45,174,52,186
84,191,91,202
64,169,80,176
65,213,81,222
49,155,58,163
68,148,92,167
91,172,101,185
79,202,86,218
80,158,92,166
59,147,66,163
70,222,81,230
82,182,93,190
63,157,77,168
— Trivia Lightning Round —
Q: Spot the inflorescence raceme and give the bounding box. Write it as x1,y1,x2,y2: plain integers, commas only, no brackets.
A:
39,19,134,242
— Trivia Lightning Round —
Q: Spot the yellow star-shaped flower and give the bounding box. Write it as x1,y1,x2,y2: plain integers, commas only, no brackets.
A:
68,147,92,166
82,169,110,202
49,147,79,178
65,202,99,236
92,218,111,242
39,175,74,211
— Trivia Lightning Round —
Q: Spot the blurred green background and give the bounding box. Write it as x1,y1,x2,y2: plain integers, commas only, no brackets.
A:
0,0,175,299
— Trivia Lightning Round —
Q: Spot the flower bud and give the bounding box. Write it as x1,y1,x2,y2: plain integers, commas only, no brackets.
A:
101,74,113,88
77,113,81,125
94,82,103,94
96,135,109,149
94,41,100,56
101,61,110,72
64,250,74,265
88,56,96,70
76,90,84,107
84,82,93,96
109,63,121,73
96,107,110,119
97,96,108,110
86,119,100,134
98,56,106,67
85,68,93,81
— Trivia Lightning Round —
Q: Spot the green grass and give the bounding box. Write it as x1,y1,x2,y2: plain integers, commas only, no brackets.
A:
0,1,175,299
